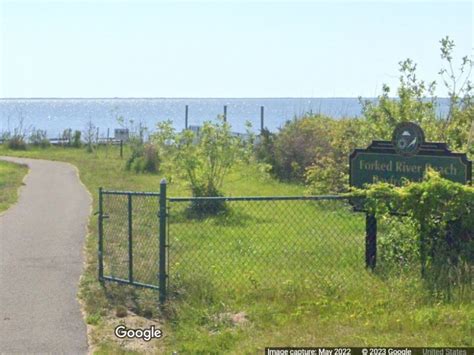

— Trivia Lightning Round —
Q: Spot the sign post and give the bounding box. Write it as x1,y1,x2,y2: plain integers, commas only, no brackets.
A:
349,122,472,270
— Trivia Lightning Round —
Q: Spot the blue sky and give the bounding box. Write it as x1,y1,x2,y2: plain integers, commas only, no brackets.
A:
0,1,472,98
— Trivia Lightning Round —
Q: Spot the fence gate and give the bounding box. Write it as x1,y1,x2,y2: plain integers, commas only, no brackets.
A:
98,181,168,302
97,181,388,303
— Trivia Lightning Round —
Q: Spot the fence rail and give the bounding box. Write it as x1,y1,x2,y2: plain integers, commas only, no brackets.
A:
98,182,418,303
168,195,346,202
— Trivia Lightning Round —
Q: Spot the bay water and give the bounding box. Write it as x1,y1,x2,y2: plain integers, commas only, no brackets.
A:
0,97,449,138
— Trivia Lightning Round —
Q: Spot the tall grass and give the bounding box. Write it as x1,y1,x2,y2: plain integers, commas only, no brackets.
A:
0,160,28,212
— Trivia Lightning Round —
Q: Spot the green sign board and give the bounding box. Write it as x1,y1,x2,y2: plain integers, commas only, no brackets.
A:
349,123,472,189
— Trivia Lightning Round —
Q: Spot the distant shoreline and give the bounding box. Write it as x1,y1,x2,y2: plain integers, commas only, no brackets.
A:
0,97,450,101
0,97,373,100
0,97,450,136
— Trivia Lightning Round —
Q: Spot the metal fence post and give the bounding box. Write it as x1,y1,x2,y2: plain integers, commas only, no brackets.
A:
159,179,168,303
98,188,104,283
365,213,377,269
128,193,133,283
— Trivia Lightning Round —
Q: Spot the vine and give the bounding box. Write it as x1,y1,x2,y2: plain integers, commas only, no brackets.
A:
349,170,473,299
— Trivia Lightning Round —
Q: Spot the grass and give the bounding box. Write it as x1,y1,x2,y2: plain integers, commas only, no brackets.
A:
0,159,28,213
0,144,472,353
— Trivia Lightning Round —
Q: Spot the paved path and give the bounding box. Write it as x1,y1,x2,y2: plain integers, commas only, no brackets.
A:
0,157,90,354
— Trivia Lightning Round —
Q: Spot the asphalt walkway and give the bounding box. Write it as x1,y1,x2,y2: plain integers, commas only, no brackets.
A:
0,157,90,354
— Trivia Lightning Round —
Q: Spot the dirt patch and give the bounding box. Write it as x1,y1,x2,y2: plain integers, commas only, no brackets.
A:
215,311,249,327
94,311,165,353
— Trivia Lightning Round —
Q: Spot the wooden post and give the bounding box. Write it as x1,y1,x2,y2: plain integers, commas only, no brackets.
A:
185,105,189,130
120,140,123,159
260,106,265,134
223,105,227,122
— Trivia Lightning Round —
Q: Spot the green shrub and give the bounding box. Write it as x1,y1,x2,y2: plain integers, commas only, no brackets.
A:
271,115,333,181
254,128,276,170
261,37,472,194
377,216,419,273
256,115,367,189
187,183,228,218
351,171,473,300
151,117,244,215
142,144,160,173
53,128,82,147
305,118,367,193
29,129,50,148
125,137,144,171
62,129,72,146
174,117,240,215
7,135,27,150
126,141,160,174
72,130,82,148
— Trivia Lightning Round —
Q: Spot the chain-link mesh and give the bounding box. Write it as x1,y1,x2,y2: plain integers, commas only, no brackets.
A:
100,192,437,300
167,197,378,299
102,192,160,287
102,193,128,281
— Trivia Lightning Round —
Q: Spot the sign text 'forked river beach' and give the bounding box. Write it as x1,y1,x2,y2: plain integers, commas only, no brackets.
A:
351,153,468,186
349,122,471,188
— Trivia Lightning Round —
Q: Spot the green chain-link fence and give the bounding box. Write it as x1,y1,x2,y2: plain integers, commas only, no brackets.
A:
98,182,427,303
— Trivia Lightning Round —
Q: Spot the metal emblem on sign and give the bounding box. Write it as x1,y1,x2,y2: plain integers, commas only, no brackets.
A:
392,122,425,156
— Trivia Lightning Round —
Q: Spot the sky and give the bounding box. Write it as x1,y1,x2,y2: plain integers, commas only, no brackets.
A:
0,0,472,98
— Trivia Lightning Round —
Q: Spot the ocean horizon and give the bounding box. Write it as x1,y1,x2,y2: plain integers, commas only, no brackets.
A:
0,97,450,138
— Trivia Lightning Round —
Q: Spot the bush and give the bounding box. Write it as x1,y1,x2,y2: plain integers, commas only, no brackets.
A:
142,144,160,173
7,135,27,150
72,130,82,148
60,129,82,148
126,141,160,174
1,132,10,144
305,118,367,193
125,137,143,170
150,117,244,216
254,128,276,170
174,117,240,215
29,129,50,148
259,115,366,192
259,37,472,194
187,183,228,218
265,115,334,181
377,216,419,273
352,171,473,300
62,129,72,146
